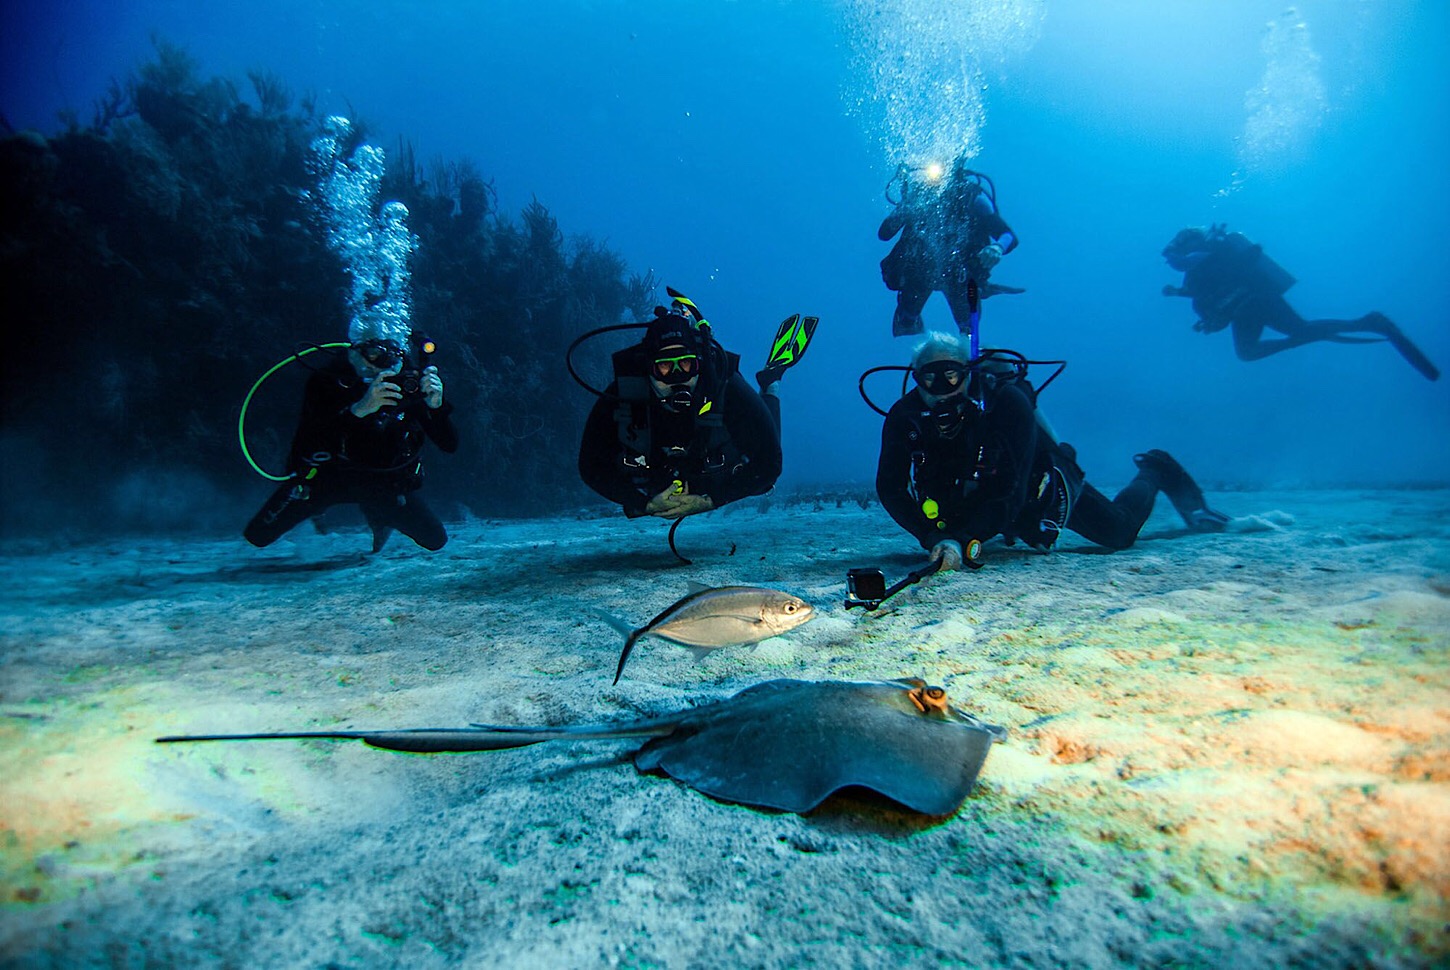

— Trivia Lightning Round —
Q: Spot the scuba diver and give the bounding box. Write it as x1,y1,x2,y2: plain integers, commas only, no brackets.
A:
1162,224,1439,381
874,332,1228,571
879,155,1022,340
243,336,458,552
577,288,816,520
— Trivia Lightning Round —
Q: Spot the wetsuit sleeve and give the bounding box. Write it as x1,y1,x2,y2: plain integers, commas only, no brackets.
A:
879,208,907,241
420,400,459,454
707,374,783,507
578,386,651,517
970,193,1017,254
875,404,936,549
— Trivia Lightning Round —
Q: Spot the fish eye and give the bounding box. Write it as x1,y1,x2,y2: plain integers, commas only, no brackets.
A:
783,603,798,613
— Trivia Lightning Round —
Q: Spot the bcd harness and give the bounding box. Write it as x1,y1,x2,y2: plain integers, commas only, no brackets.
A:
906,360,1082,546
610,342,744,490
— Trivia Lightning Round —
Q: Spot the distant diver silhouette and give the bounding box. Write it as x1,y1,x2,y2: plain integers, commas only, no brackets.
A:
1162,224,1439,381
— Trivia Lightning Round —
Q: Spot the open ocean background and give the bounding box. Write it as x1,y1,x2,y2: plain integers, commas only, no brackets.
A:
4,0,1448,527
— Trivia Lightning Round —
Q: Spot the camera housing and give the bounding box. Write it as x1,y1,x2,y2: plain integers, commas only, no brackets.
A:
395,365,423,399
846,567,888,603
385,336,436,403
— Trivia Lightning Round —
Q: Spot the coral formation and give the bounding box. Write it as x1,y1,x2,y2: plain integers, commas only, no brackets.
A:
0,41,646,532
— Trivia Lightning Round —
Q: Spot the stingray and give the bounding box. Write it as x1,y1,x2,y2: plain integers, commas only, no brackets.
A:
158,678,1007,815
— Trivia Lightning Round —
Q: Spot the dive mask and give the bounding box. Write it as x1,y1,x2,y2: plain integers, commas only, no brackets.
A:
354,339,405,371
652,353,700,385
915,360,968,398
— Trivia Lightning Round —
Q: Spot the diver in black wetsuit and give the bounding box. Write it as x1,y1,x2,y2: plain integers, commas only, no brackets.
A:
244,338,459,552
1162,224,1439,381
578,294,791,520
875,333,1228,570
879,156,1021,337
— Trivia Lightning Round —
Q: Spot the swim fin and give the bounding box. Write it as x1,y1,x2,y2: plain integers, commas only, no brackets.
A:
1385,326,1440,381
1358,312,1438,380
756,313,819,388
978,282,1026,298
1133,449,1229,533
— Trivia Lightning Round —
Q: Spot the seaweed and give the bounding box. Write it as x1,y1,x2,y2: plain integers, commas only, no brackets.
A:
0,42,640,534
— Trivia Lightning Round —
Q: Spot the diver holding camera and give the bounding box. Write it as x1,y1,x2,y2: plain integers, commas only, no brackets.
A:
243,334,458,553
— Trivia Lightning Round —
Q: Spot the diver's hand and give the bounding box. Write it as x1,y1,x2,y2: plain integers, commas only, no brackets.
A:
644,484,681,516
658,493,714,519
646,484,714,519
975,243,1004,272
351,369,402,417
929,539,964,572
421,366,444,409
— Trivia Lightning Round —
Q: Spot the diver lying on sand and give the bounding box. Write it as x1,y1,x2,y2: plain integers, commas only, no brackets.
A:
873,332,1228,571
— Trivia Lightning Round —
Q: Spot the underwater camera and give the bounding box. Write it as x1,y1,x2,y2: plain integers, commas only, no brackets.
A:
392,336,438,402
845,541,983,611
846,568,889,607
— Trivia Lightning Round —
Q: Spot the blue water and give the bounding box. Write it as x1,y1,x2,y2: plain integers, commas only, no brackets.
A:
5,0,1448,491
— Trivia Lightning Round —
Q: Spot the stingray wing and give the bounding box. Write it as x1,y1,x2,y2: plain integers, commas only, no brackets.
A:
633,680,1002,815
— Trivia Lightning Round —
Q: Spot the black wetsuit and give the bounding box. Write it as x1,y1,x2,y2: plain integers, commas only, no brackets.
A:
880,179,1018,336
579,371,782,517
1167,231,1438,381
875,384,1165,553
244,356,459,550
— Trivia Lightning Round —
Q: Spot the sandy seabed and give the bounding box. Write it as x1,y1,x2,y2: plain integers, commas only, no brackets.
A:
1,487,1447,968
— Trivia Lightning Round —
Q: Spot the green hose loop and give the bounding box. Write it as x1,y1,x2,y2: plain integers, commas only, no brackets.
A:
238,342,351,481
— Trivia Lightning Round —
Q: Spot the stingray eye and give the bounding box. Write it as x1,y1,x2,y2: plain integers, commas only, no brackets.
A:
910,685,950,715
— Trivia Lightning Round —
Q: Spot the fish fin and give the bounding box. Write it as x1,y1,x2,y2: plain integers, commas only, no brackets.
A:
687,646,715,663
614,629,647,684
684,581,713,595
592,607,636,640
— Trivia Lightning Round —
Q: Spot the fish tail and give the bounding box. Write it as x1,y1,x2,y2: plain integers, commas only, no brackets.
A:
613,629,646,684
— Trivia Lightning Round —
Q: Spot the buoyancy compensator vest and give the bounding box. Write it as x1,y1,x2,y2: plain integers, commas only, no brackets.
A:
609,339,743,491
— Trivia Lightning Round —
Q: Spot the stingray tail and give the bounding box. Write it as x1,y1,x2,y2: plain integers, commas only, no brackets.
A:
156,728,560,754
466,720,676,740
159,721,678,754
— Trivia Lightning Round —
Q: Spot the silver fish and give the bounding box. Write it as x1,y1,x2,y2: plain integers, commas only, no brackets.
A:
607,583,815,683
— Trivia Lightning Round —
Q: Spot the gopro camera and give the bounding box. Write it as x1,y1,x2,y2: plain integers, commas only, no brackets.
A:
845,567,888,610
